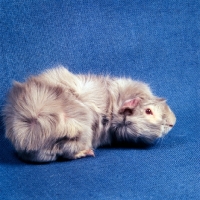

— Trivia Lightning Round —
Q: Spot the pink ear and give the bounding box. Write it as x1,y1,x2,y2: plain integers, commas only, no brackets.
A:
119,97,141,114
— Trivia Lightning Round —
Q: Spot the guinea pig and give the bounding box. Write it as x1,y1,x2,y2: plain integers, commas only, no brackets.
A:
3,66,176,162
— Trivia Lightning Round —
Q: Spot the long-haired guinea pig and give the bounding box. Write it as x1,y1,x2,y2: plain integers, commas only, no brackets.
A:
3,66,176,162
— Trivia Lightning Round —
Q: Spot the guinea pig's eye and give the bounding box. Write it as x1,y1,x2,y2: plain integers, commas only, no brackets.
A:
145,108,153,115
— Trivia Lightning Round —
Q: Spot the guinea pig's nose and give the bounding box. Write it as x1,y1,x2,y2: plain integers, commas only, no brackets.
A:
169,124,174,127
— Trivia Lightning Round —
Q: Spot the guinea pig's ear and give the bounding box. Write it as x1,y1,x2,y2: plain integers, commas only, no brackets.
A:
119,97,141,115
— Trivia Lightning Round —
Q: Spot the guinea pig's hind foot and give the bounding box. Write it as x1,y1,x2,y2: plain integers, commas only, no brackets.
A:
74,149,95,159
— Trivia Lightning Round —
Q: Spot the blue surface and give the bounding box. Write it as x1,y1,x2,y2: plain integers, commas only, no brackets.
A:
0,0,200,199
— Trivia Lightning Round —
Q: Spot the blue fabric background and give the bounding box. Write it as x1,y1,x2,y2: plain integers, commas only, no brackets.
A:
1,0,199,199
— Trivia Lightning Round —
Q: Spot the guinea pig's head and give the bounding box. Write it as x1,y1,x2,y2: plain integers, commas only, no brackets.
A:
111,97,176,144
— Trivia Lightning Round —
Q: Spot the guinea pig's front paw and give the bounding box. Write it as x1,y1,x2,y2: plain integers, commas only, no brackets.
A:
74,149,95,159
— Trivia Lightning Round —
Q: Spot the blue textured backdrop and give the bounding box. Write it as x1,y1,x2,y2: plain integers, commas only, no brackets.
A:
0,0,200,199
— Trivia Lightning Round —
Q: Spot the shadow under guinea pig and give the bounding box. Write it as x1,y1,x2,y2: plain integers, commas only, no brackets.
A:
100,139,154,150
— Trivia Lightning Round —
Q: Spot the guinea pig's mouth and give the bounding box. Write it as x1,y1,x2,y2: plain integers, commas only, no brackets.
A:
162,124,174,135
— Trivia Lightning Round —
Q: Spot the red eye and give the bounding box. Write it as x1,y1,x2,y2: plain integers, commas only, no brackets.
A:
146,108,153,115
